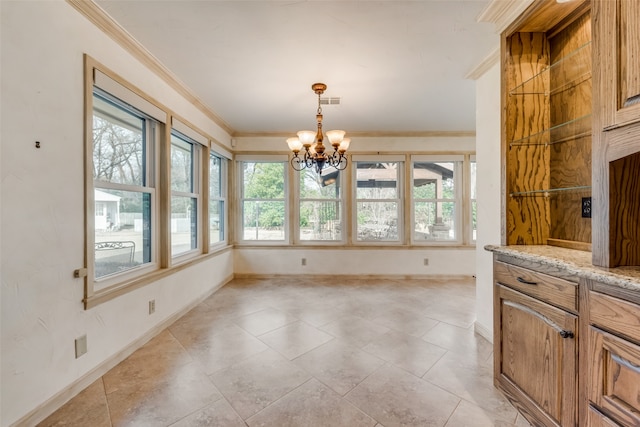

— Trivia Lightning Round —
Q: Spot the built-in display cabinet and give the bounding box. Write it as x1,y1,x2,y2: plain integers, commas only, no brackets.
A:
490,0,640,426
504,1,592,251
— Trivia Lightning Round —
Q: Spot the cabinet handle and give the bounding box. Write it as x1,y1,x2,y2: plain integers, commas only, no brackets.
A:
504,301,574,339
559,330,574,339
516,276,538,285
611,354,640,374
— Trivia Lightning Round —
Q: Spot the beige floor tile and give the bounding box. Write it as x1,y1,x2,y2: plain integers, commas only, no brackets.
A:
233,307,298,336
169,399,246,427
320,315,390,349
103,330,194,394
362,330,447,377
258,320,334,360
106,360,223,426
423,295,477,328
422,351,518,422
210,349,311,419
37,379,110,427
246,379,376,427
444,400,520,427
515,413,534,426
421,321,493,362
370,306,440,337
179,324,270,375
293,339,385,395
346,364,460,427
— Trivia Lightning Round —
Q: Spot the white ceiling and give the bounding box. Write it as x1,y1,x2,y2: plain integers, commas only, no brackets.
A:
95,0,498,135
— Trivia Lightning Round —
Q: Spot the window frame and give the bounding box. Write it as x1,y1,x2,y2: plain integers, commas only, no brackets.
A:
236,155,289,245
208,149,228,248
410,155,464,245
352,155,405,245
169,129,204,261
295,166,346,245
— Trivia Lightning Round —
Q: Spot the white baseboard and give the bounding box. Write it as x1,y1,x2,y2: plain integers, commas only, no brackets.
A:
13,274,233,427
474,320,493,343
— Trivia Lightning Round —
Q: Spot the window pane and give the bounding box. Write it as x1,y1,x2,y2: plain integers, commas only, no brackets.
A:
171,196,197,256
300,168,341,199
209,199,223,243
413,162,455,198
95,190,151,279
93,95,145,186
356,162,398,199
242,201,285,240
414,201,456,241
171,135,193,193
243,162,285,199
356,201,399,241
470,161,477,199
300,201,341,241
209,155,221,198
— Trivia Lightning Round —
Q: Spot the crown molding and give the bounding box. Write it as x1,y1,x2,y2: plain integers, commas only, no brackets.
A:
465,47,500,80
477,0,535,34
66,0,235,136
233,130,476,138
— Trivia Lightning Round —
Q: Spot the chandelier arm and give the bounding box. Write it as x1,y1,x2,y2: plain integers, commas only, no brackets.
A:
291,156,305,171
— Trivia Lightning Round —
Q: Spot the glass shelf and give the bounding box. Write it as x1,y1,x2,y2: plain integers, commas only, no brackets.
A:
510,186,591,197
509,41,592,96
509,114,592,146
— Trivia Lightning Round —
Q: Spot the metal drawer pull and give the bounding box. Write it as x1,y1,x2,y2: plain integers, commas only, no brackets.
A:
504,301,574,339
516,276,538,285
611,354,640,375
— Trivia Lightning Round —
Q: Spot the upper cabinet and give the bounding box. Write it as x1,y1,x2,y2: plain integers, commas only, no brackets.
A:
592,0,640,267
502,0,592,251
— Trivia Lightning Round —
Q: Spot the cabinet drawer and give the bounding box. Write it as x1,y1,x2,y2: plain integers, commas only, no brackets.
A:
588,406,621,426
494,261,577,312
588,327,640,426
590,291,640,343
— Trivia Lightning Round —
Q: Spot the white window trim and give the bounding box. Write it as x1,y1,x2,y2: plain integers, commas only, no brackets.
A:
237,156,289,245
209,151,228,248
410,156,464,245
352,158,404,245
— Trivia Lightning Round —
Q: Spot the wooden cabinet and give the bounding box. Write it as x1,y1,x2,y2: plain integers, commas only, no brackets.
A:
494,259,578,426
592,0,640,268
587,290,640,426
503,0,592,252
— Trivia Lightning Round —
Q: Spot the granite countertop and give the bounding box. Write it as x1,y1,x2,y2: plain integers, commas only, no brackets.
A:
485,244,640,293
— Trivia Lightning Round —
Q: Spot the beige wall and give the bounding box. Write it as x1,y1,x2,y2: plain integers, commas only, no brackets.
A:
0,2,232,426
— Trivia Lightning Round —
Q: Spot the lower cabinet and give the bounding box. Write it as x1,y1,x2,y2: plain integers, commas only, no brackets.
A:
587,290,640,426
494,262,578,427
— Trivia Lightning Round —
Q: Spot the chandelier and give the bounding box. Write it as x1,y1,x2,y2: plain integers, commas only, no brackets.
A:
286,83,350,175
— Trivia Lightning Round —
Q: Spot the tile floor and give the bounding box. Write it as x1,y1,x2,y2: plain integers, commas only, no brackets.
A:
39,277,532,427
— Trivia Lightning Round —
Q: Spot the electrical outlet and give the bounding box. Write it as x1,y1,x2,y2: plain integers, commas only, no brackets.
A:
582,197,592,218
301,258,307,266
75,335,87,358
424,258,429,266
149,299,155,314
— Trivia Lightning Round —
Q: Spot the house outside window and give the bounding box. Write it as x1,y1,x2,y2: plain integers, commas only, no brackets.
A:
353,156,403,243
299,167,343,242
92,91,156,283
411,155,462,243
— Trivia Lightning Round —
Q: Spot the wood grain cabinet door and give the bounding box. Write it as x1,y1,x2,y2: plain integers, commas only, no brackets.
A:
495,285,578,427
589,327,640,426
594,0,640,129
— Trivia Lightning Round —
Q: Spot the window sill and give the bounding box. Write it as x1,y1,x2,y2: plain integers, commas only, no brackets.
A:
84,244,233,309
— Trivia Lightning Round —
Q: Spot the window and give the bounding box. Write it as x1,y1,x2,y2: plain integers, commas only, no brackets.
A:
354,158,403,242
299,166,343,242
209,151,227,246
170,132,202,257
239,158,287,242
92,91,156,283
470,156,477,243
411,156,462,243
